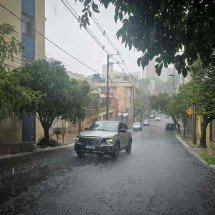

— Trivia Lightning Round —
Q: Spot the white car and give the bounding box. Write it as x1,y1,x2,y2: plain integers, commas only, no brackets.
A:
132,122,142,131
155,117,161,121
142,120,149,126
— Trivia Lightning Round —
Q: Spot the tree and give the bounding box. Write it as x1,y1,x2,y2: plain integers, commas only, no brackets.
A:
134,79,151,122
134,92,150,122
150,92,170,114
0,23,39,119
150,92,187,132
166,92,188,133
79,0,215,76
167,59,215,147
20,59,91,143
180,61,215,148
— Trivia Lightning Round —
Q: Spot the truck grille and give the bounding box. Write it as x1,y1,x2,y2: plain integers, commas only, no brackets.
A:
79,137,100,146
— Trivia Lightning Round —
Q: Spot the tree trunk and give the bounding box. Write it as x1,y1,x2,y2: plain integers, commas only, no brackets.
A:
177,121,181,133
43,126,50,141
183,117,186,137
140,112,143,123
173,117,181,132
172,117,177,130
199,119,209,148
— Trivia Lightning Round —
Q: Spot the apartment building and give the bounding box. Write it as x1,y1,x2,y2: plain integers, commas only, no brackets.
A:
0,0,45,144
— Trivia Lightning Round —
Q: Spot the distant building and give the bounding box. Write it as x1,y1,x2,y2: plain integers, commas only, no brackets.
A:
142,59,176,81
159,67,175,81
131,71,141,80
102,64,114,78
67,70,85,81
101,64,133,83
112,72,131,82
95,81,134,125
142,58,157,79
90,74,105,83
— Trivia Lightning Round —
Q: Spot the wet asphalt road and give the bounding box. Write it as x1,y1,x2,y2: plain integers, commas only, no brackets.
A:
1,119,215,215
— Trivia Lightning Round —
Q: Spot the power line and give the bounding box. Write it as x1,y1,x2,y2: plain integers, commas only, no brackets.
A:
0,3,129,102
60,0,130,96
61,0,127,75
11,33,93,79
0,3,98,74
90,11,131,74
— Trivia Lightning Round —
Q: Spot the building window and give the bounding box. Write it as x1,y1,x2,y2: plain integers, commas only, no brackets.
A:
123,76,130,81
22,13,35,37
100,87,107,94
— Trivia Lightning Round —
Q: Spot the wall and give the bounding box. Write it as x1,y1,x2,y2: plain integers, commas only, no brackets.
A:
196,116,211,145
95,82,134,124
35,0,45,59
34,0,45,142
0,0,45,144
0,1,22,144
0,1,22,69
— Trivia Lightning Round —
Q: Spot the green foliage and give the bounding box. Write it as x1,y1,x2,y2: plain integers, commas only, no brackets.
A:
134,79,151,120
178,60,215,122
0,23,21,66
80,0,215,76
154,77,178,94
200,153,215,165
150,92,171,114
150,92,187,132
167,93,187,120
0,23,40,119
20,59,91,142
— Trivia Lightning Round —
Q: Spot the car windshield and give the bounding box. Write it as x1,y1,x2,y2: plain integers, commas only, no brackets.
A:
133,122,140,126
88,121,118,132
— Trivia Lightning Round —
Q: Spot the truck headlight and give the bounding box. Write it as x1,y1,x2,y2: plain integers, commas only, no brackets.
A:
106,138,113,145
75,136,79,142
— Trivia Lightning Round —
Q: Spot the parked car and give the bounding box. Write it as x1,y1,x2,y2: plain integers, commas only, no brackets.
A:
155,117,161,121
132,122,142,131
74,121,132,159
165,123,175,130
142,120,149,126
149,114,155,119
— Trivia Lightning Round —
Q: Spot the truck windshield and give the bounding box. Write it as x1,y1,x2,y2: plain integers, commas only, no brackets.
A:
88,121,118,132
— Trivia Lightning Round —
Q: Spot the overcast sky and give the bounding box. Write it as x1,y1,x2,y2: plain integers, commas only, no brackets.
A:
45,0,142,77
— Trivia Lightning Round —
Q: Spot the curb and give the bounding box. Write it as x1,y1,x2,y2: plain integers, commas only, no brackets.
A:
0,143,75,161
176,135,215,169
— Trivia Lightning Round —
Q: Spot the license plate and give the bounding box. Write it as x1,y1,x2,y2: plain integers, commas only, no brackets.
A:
86,145,95,149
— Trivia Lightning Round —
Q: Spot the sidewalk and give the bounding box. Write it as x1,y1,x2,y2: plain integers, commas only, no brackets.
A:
51,132,77,145
177,134,215,166
0,132,77,159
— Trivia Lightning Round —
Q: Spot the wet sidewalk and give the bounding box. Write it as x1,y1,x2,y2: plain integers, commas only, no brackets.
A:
51,132,77,145
0,132,77,158
177,134,215,165
183,137,215,156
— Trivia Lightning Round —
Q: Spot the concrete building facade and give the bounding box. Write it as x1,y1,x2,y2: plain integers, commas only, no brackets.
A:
0,0,45,144
95,81,134,125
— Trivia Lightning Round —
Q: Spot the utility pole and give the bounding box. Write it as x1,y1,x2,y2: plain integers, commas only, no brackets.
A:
106,54,110,120
133,83,135,121
192,105,197,144
106,53,122,120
